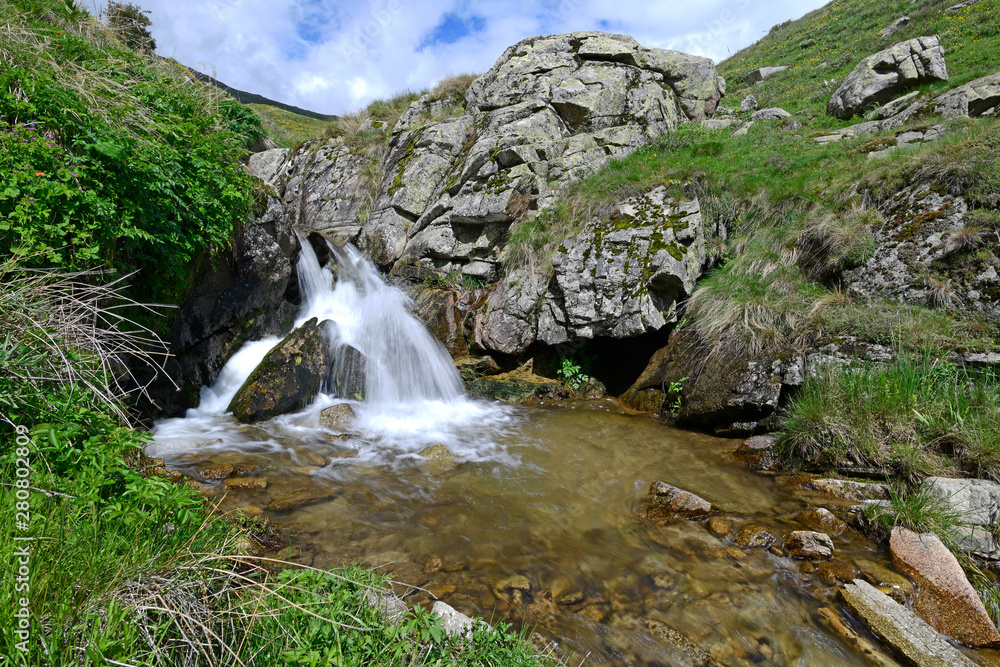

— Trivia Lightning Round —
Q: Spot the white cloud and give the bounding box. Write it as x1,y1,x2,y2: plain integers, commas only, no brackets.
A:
88,0,827,114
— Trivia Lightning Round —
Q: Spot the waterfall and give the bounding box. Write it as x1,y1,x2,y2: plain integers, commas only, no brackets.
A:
295,239,466,406
149,239,516,464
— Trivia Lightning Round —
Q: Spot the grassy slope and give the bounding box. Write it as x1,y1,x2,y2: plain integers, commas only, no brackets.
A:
251,102,333,148
720,0,1000,121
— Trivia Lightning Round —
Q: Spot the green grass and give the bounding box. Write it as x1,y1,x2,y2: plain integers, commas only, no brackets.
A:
250,103,332,148
719,0,1000,121
779,353,1000,481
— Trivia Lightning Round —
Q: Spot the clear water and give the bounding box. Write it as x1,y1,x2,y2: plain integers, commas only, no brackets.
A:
150,244,941,666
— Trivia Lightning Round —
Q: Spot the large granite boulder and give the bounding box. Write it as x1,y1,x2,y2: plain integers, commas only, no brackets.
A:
828,36,948,119
935,71,1000,119
890,527,1000,647
228,317,334,422
845,184,1000,324
480,189,707,356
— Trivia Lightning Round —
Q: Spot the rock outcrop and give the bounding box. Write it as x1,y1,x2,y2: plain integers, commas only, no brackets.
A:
267,32,722,285
228,318,334,423
934,71,1000,119
828,36,948,119
481,188,707,355
845,184,1000,324
890,527,1000,647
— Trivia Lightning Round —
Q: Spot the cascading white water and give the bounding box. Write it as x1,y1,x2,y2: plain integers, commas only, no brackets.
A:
149,240,517,465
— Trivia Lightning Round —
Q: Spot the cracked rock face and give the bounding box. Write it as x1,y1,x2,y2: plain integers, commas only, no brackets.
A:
828,36,948,119
845,184,1000,324
268,32,723,281
480,188,707,356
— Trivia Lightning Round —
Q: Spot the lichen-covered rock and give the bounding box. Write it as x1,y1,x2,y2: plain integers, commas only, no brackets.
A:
280,142,375,245
751,107,791,121
828,36,948,119
539,188,706,346
845,184,1000,324
890,527,1000,646
228,318,334,422
934,71,1000,119
922,477,1000,559
383,32,722,279
481,189,706,355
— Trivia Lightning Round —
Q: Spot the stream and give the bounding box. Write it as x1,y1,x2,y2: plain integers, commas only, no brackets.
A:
148,242,970,666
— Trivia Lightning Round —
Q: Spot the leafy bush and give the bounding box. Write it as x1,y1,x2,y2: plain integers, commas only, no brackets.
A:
0,1,259,302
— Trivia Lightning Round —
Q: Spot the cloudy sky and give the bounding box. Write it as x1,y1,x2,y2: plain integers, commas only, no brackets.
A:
86,0,828,115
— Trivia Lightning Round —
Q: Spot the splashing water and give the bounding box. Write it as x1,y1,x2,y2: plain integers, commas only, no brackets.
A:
150,240,518,464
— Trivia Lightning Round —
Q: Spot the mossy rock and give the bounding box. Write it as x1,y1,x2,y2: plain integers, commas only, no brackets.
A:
228,317,334,423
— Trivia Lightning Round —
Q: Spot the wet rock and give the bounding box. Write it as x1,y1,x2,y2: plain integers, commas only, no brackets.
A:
418,443,454,461
328,344,367,400
466,363,565,402
816,606,917,667
784,531,834,560
707,516,734,538
736,435,779,471
644,619,729,667
493,574,532,605
320,403,356,429
197,463,235,481
228,318,334,423
558,590,586,606
622,387,667,413
454,355,502,381
734,524,777,549
935,71,1000,119
642,481,713,522
795,507,847,536
578,603,610,623
814,561,860,584
856,558,914,603
223,477,268,492
828,36,948,119
404,286,491,358
147,189,300,418
266,487,337,512
891,527,1000,646
795,477,889,501
239,505,264,519
842,579,976,666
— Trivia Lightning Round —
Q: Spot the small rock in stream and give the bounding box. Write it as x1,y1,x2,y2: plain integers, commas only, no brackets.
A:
783,531,834,560
642,481,713,522
734,523,777,549
320,403,356,429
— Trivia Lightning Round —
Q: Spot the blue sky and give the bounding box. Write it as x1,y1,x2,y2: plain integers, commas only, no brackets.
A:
86,0,829,114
